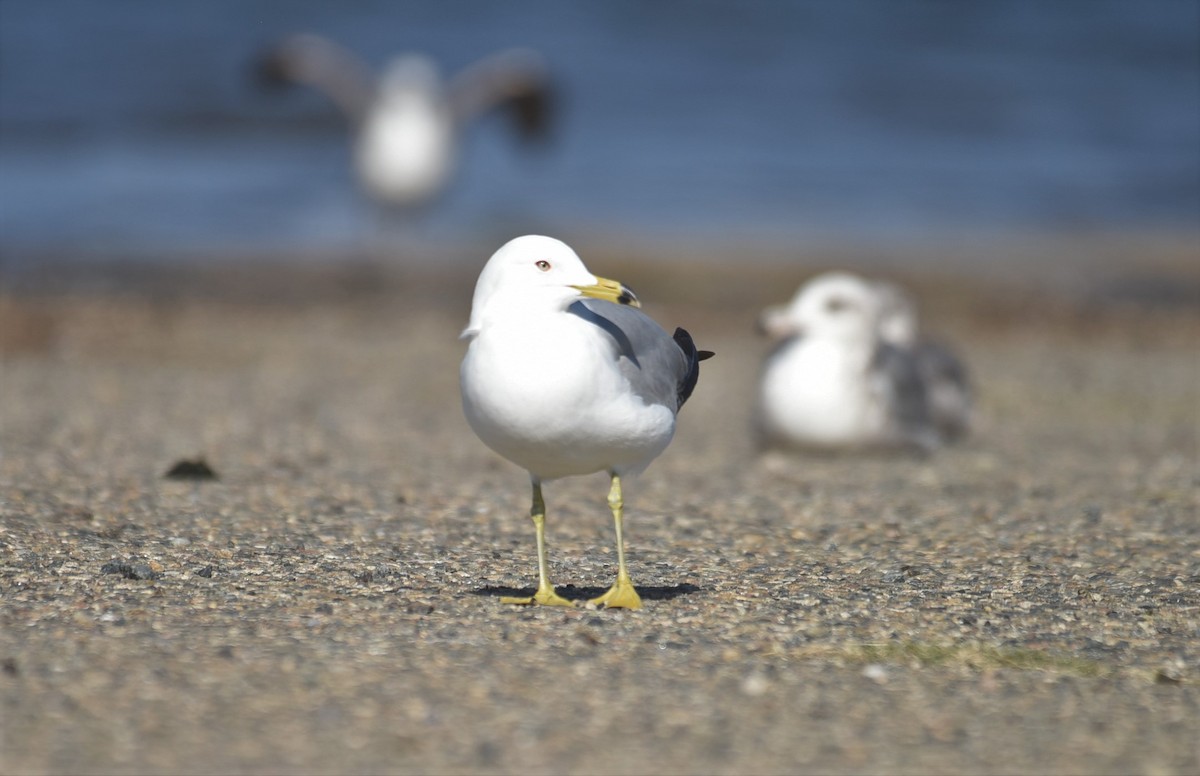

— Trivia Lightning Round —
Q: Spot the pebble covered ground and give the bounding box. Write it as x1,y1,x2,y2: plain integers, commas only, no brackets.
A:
1,251,1197,774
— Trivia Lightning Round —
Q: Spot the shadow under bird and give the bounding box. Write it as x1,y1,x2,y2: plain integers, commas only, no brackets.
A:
756,271,971,453
459,236,713,610
258,34,555,208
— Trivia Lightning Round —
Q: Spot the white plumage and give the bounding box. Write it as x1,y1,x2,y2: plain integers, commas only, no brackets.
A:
260,36,554,208
460,235,710,609
460,237,677,481
756,272,970,452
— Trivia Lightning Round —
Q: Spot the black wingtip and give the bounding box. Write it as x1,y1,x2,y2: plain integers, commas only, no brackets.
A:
672,327,712,409
671,327,696,352
255,53,289,88
511,82,556,143
250,37,297,90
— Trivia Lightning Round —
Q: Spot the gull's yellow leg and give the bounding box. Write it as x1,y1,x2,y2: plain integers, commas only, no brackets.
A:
501,480,575,607
590,474,643,610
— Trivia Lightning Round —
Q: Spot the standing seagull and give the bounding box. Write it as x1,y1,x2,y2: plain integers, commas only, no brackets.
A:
258,34,554,208
460,236,712,609
756,272,967,452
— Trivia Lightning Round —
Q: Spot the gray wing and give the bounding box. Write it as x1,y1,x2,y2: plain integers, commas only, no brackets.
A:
447,49,554,142
914,340,972,440
257,34,376,121
870,341,939,452
569,299,690,413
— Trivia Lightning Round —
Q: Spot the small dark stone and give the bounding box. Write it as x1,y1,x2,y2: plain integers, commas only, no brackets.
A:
164,458,218,481
355,570,374,584
195,565,214,578
217,645,235,660
315,603,334,615
100,560,159,580
129,564,158,580
2,658,17,676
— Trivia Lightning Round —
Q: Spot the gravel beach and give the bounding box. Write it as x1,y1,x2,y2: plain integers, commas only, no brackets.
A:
1,244,1197,774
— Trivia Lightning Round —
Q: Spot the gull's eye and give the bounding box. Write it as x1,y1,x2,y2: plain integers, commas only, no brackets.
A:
535,260,551,271
825,296,850,314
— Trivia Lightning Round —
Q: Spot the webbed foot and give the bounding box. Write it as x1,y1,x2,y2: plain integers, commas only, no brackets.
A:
501,585,575,607
589,576,642,610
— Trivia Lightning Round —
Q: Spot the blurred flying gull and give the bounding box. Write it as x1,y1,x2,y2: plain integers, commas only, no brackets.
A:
460,236,712,609
258,34,554,208
756,271,971,452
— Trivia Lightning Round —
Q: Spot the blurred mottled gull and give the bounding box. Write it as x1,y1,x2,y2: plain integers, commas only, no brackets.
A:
460,236,712,609
259,34,553,208
756,271,970,452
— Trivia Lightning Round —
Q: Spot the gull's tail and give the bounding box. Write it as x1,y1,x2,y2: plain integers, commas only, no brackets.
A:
672,327,714,410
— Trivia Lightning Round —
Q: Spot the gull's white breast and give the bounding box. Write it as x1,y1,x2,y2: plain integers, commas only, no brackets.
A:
355,95,454,205
758,338,886,448
461,311,676,479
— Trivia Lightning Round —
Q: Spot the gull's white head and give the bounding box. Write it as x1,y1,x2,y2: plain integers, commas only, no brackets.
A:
870,280,919,346
378,54,443,97
462,235,639,338
760,272,881,345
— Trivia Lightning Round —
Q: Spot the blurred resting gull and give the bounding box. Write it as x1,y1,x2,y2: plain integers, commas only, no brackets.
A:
756,271,970,452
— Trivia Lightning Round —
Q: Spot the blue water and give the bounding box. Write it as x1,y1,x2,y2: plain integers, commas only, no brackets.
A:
1,0,1197,263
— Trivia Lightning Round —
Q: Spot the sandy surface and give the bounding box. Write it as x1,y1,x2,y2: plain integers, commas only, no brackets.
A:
1,248,1198,774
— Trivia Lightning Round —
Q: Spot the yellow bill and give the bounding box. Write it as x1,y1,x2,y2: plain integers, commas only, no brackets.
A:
572,276,641,308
